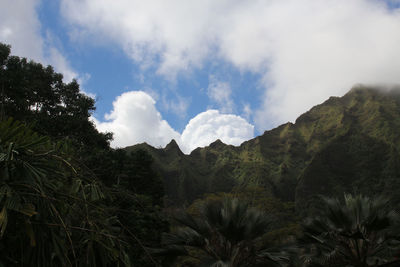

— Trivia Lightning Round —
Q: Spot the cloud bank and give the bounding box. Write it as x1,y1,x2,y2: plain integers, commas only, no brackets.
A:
61,0,400,130
94,91,254,154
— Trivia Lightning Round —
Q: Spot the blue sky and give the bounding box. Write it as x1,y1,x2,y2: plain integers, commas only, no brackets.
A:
1,0,400,153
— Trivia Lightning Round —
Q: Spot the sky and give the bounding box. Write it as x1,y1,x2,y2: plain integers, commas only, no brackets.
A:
1,0,400,153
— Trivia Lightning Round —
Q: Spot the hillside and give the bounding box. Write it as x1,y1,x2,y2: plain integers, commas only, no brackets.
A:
126,85,400,211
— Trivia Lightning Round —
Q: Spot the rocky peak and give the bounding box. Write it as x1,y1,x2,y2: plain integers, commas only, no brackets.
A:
164,139,184,156
209,139,225,149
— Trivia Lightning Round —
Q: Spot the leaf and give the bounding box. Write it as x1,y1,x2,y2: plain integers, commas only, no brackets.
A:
0,185,11,204
0,206,8,237
70,179,82,194
25,220,36,247
19,203,38,217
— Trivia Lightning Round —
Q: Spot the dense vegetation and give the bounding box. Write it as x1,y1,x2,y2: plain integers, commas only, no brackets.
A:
162,194,400,266
0,43,166,266
2,42,400,266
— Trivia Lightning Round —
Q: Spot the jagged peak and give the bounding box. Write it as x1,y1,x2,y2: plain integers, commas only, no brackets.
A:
166,139,179,147
164,139,183,155
208,139,229,149
209,139,226,149
125,142,152,150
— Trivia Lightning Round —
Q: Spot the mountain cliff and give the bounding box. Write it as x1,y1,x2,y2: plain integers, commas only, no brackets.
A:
126,85,400,211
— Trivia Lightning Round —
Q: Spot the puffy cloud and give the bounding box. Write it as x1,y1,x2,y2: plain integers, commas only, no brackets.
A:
0,0,78,82
207,77,234,113
94,91,181,148
61,0,400,130
94,91,254,153
180,110,254,153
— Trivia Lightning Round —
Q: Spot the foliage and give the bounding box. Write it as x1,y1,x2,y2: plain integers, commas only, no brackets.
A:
301,194,400,267
0,42,114,188
0,43,111,149
0,43,168,266
296,132,400,215
159,197,289,267
110,186,168,266
0,118,130,266
187,187,301,246
0,117,168,266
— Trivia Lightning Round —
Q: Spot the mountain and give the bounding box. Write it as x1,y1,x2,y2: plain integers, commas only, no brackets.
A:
296,131,400,214
126,85,400,212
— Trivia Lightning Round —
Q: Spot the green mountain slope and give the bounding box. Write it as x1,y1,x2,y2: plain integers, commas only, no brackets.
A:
126,85,400,210
296,131,400,215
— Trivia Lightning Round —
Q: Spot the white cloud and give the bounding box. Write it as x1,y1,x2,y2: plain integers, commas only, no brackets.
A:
95,91,181,148
0,0,78,83
61,0,400,131
207,77,234,113
250,0,400,128
94,91,254,153
0,0,43,62
60,0,228,79
180,110,254,153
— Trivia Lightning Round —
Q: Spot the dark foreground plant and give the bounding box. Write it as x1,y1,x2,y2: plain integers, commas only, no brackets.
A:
301,194,400,267
157,197,289,266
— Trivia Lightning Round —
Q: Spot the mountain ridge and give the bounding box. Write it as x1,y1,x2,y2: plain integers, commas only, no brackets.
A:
126,85,400,210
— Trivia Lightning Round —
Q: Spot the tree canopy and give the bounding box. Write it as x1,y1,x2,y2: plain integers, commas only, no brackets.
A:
0,42,167,267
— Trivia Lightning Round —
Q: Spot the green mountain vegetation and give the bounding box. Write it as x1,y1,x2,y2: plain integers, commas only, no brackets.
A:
127,85,400,215
3,41,400,266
